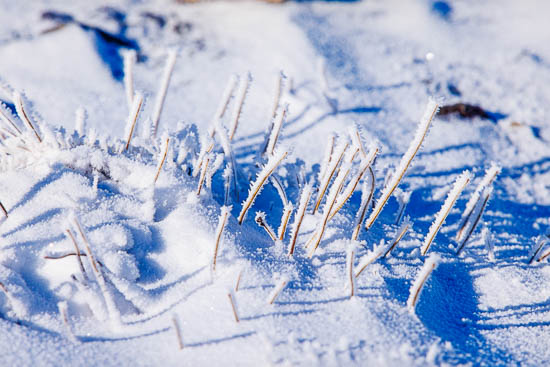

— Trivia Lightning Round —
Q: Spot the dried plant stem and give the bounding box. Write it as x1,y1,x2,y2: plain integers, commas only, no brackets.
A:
255,212,277,241
421,171,471,256
329,147,378,220
44,252,86,260
268,277,288,304
351,167,375,241
265,105,287,156
0,201,7,218
288,183,313,256
407,255,439,312
196,155,210,196
0,104,22,136
228,292,239,322
347,250,355,298
72,216,120,324
152,50,177,137
383,222,409,258
536,248,550,263
238,150,287,224
456,188,491,255
123,49,136,110
313,142,349,214
355,244,385,278
65,229,89,282
172,315,184,350
13,92,41,143
123,92,143,151
235,269,243,292
365,100,438,230
212,206,230,271
278,203,293,240
58,301,78,343
528,236,548,264
229,73,250,141
154,137,170,183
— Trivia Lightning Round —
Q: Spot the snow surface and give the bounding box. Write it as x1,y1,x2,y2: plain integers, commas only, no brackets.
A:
0,0,550,365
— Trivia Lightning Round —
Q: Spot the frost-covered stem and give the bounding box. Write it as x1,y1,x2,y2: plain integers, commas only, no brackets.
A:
123,49,136,110
74,107,87,136
72,216,120,324
352,167,375,241
65,229,89,283
288,182,313,256
355,242,386,278
238,149,288,224
228,292,239,322
212,206,230,271
395,189,412,225
278,202,294,240
267,277,288,304
213,117,239,199
407,254,439,313
528,236,548,264
329,146,378,220
205,154,224,190
317,134,335,185
193,135,214,177
154,137,170,183
456,164,500,242
214,74,238,123
172,315,184,350
266,104,287,156
349,126,366,157
13,92,41,143
0,201,7,218
482,227,495,261
58,301,78,343
309,163,352,257
456,188,492,255
313,141,349,214
0,103,22,136
365,100,439,230
270,174,288,207
123,92,143,151
151,50,177,137
255,211,277,241
421,171,471,256
347,249,356,298
229,73,250,141
536,247,550,263
235,269,243,292
383,221,409,258
270,71,284,120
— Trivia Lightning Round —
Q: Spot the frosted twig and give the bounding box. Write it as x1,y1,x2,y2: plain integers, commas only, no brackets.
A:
270,174,288,207
278,202,294,240
172,315,184,350
193,134,214,177
329,146,378,220
235,269,243,292
288,182,313,256
313,141,349,214
13,92,41,143
348,125,366,157
351,167,375,241
365,99,439,230
228,292,239,322
72,215,120,324
0,102,22,136
456,187,492,255
214,74,238,123
383,221,409,258
407,254,439,313
456,164,500,242
260,72,285,155
528,235,548,264
482,227,495,261
265,104,287,156
355,241,386,278
65,229,89,283
205,153,224,190
213,117,239,199
267,276,288,304
255,211,277,241
196,155,210,196
395,189,412,225
123,92,143,151
229,73,251,141
123,49,136,110
238,149,287,224
0,201,7,218
347,249,356,298
421,171,471,256
317,134,335,186
58,301,78,343
309,162,352,257
151,50,177,137
154,137,170,183
212,206,230,271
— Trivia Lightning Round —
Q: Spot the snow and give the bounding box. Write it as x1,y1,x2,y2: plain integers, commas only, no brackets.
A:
0,0,549,365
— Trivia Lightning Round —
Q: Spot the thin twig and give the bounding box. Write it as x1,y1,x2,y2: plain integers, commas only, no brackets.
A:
172,315,184,350
154,137,170,183
228,292,239,322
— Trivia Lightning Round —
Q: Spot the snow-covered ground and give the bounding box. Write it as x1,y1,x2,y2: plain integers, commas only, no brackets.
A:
0,0,549,365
